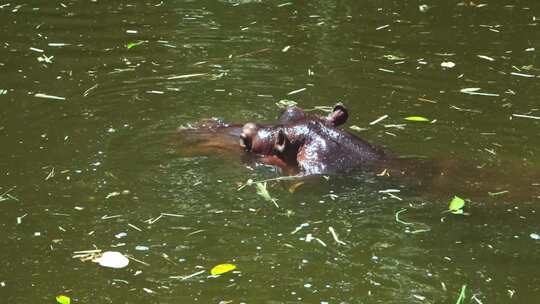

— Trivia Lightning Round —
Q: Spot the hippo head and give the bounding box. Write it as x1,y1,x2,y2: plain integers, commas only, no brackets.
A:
239,123,284,154
240,103,348,155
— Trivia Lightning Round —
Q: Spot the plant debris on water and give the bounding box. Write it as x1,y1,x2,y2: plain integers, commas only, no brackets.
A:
404,116,430,122
126,40,146,49
0,187,18,202
448,196,466,215
56,295,71,304
455,285,467,304
394,209,431,234
210,263,237,276
255,182,279,208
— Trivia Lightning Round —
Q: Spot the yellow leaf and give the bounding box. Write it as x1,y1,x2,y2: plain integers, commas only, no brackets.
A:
288,181,304,193
405,116,430,122
211,263,236,275
56,295,71,304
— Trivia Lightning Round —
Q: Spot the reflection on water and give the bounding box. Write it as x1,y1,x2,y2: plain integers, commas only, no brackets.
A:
0,0,539,303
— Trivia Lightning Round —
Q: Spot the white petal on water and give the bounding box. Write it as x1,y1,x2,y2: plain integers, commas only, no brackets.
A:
441,61,455,68
96,251,129,269
115,232,127,239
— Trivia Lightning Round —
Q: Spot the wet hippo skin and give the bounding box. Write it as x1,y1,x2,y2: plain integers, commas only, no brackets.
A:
240,104,388,175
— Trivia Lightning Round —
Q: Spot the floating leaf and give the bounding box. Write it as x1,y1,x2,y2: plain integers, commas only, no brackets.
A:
405,116,430,122
276,99,297,108
126,41,145,49
288,181,304,193
211,263,236,275
56,295,71,304
95,251,129,269
255,182,271,200
255,182,279,207
448,196,465,214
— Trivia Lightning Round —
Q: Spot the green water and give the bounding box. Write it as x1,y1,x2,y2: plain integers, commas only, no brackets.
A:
1,1,539,303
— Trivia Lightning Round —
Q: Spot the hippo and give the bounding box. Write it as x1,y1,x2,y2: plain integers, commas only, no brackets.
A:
175,104,350,164
239,104,389,175
175,104,540,200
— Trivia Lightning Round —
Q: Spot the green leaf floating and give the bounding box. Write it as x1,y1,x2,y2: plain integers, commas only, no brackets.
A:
56,295,71,304
126,41,145,49
255,182,279,208
448,196,465,214
405,116,430,122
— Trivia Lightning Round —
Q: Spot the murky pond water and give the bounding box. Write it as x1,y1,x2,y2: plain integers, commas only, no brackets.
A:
1,1,539,303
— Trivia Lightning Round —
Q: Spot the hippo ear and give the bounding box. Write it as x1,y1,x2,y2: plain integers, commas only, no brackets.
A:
279,106,306,124
326,103,348,126
274,129,290,153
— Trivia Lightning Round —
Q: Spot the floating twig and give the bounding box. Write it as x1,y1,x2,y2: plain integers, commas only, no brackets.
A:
170,270,206,281
34,93,66,100
512,114,540,120
455,285,467,304
328,226,346,245
167,73,207,80
161,212,185,218
237,175,303,191
187,229,205,236
83,84,98,97
287,88,306,96
101,214,122,220
369,115,388,125
128,223,142,231
395,208,431,234
126,255,150,266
